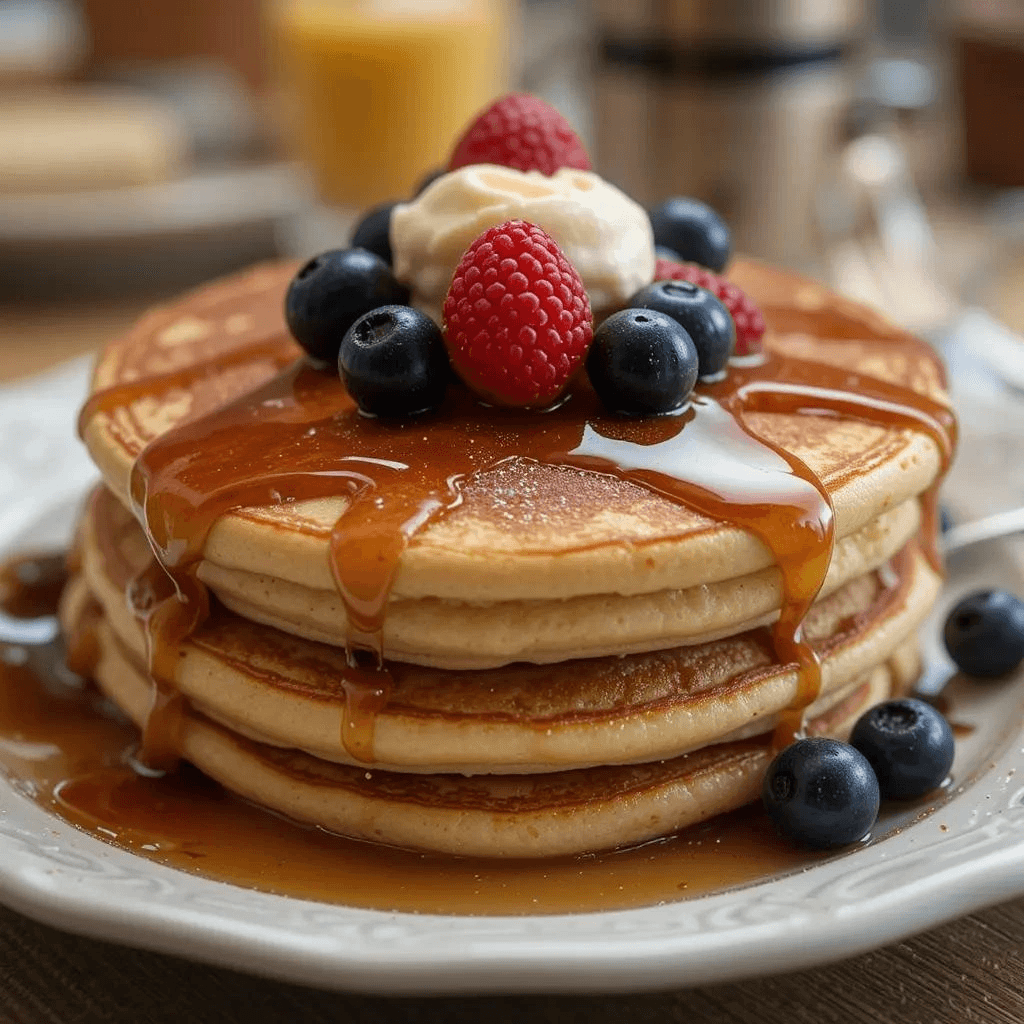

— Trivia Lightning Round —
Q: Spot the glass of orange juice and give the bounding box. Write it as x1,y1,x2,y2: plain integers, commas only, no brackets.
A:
268,0,515,208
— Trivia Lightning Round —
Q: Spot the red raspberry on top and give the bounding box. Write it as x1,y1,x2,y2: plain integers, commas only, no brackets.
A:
443,220,593,407
654,258,766,356
448,94,591,177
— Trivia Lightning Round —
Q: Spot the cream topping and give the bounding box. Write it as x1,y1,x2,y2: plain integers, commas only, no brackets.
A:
390,165,655,325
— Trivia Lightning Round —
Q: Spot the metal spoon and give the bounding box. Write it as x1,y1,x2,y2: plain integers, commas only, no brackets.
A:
941,507,1024,556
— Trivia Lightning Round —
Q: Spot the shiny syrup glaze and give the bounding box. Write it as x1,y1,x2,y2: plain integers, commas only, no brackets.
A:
81,322,954,764
0,558,835,915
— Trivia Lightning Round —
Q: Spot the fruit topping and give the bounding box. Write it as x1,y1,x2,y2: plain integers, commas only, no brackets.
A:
627,280,735,379
448,93,591,177
351,202,399,265
339,305,448,418
649,197,731,273
762,737,880,849
587,309,698,416
851,698,954,801
943,590,1024,679
442,219,593,407
654,258,765,356
285,249,409,364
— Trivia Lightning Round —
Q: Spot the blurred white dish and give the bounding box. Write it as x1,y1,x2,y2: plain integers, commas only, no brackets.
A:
0,163,305,244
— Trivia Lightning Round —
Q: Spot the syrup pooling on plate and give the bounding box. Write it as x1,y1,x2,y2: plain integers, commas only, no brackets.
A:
0,553,67,620
79,275,955,766
0,554,835,914
0,549,930,912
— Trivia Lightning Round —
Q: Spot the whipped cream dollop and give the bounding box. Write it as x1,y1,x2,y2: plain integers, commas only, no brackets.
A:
390,165,655,324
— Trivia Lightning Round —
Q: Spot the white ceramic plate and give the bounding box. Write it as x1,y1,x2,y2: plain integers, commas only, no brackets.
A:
0,360,1023,996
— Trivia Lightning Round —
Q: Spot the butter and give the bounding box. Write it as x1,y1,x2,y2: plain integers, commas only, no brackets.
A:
391,164,655,325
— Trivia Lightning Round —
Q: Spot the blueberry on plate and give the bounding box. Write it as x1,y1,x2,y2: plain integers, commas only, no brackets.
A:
285,249,409,364
339,305,448,417
762,737,880,849
587,309,699,416
851,698,955,800
648,197,731,273
943,590,1024,679
350,202,399,265
627,280,735,378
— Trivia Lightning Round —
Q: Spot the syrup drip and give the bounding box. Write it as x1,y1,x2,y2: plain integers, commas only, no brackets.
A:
64,599,101,679
721,354,956,576
339,665,393,763
82,290,956,766
549,393,835,742
125,561,193,771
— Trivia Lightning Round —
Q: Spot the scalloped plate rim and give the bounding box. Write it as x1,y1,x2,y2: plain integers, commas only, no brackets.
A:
0,765,1023,995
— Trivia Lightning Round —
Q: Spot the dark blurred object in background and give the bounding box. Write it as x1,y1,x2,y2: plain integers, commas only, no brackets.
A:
82,0,265,91
592,0,865,270
953,1,1024,187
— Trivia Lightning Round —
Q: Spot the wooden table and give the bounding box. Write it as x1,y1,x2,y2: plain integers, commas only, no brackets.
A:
2,304,1024,1024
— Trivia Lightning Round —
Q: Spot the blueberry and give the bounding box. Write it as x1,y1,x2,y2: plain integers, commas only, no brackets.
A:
627,280,735,378
339,305,448,417
943,590,1024,678
350,202,399,265
850,698,954,800
655,244,682,263
587,309,699,416
649,197,732,273
762,737,880,849
285,249,409,364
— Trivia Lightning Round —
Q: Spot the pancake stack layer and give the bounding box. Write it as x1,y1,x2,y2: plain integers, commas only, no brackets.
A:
66,257,954,858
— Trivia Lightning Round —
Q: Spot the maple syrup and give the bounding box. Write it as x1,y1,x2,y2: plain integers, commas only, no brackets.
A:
0,553,827,915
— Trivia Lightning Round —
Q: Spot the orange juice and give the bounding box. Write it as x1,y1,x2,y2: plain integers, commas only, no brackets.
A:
270,0,514,207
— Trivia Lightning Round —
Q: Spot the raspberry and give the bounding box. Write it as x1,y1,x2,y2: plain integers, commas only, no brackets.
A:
654,258,766,356
448,94,591,177
443,220,593,407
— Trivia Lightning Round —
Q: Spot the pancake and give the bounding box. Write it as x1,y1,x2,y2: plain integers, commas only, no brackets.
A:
198,497,922,667
60,573,912,858
79,260,951,644
68,243,954,858
79,484,936,774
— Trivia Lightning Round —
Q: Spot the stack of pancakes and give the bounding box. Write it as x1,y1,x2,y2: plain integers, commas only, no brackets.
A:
65,259,950,858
